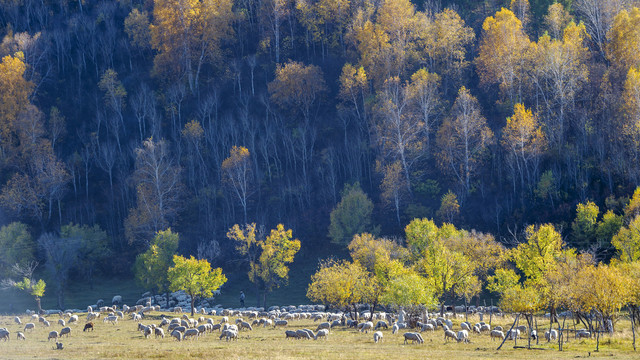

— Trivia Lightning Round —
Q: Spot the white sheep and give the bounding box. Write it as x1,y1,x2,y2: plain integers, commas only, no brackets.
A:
576,330,590,339
69,315,79,323
506,329,520,340
480,324,491,332
48,330,59,341
472,325,480,334
284,330,298,339
315,329,329,340
460,322,471,331
359,321,374,333
263,319,273,327
421,323,435,332
403,332,424,344
171,330,183,341
42,320,50,327
494,325,503,332
444,329,458,342
58,319,66,326
239,321,253,331
220,329,237,341
316,322,331,332
490,330,505,341
16,332,25,340
373,331,383,343
24,323,35,332
296,329,312,340
545,329,558,341
530,330,537,340
457,330,469,343
103,315,118,324
374,321,388,330
220,316,229,324
173,307,183,314
184,328,199,340
14,317,21,325
516,325,527,335
155,327,165,339
60,327,71,338
274,319,288,328
0,329,9,341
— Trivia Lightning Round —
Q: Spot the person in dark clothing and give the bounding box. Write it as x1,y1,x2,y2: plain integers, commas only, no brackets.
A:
240,291,245,307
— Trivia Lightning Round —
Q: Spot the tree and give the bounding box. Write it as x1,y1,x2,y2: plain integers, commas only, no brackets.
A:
1,262,45,313
0,52,33,158
436,190,459,224
379,271,435,310
227,223,263,306
124,8,151,50
511,224,566,285
222,146,253,224
379,160,408,226
38,232,80,309
606,7,640,72
168,255,227,316
269,61,327,126
572,201,600,249
0,222,35,277
61,223,110,288
436,87,494,193
501,103,546,193
544,3,573,39
621,67,640,183
125,138,184,248
328,183,376,246
476,8,531,105
612,215,640,263
134,229,179,304
406,69,441,153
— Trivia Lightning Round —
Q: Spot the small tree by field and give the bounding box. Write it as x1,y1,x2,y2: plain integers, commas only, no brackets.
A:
1,262,45,313
134,229,179,304
168,255,227,316
328,183,377,246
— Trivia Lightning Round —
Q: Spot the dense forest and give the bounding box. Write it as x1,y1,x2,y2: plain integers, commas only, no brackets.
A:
2,0,640,291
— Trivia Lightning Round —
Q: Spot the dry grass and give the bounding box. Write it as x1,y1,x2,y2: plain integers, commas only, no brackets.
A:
0,313,638,359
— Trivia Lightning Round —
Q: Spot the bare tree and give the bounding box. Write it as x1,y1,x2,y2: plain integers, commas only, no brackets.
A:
38,233,79,310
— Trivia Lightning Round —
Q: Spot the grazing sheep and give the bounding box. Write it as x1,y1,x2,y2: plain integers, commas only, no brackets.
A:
576,330,591,339
239,321,253,331
315,329,329,340
48,331,59,341
84,322,94,332
17,332,25,340
155,327,165,339
263,319,273,328
274,320,288,328
69,315,79,323
494,325,503,332
132,313,142,322
373,331,383,343
456,330,469,343
316,322,331,332
220,329,237,341
421,323,435,332
545,329,558,341
211,323,222,332
359,321,374,333
480,324,491,332
31,314,38,321
60,327,71,338
42,320,50,327
530,330,537,340
460,322,471,331
284,330,299,339
444,329,458,342
0,329,9,341
506,329,520,340
490,330,505,341
103,316,118,324
220,316,229,324
374,321,388,330
24,323,35,332
173,307,183,314
296,329,312,340
184,328,199,340
14,317,21,325
472,325,480,334
58,319,66,326
516,325,527,335
171,330,183,341
403,332,424,344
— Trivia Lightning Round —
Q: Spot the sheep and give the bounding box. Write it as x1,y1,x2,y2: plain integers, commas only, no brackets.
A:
359,321,374,333
314,329,329,340
42,320,50,327
220,316,229,324
31,314,38,321
0,329,9,341
56,319,65,327
456,330,469,343
59,327,71,338
506,329,520,340
24,323,35,332
312,314,323,322
84,322,94,332
516,325,528,335
374,321,389,330
274,319,288,328
373,331,383,343
316,322,331,332
545,329,558,341
576,330,591,339
403,332,424,344
87,312,99,321
155,327,165,339
132,313,142,322
173,307,183,314
296,329,312,340
171,330,183,341
17,332,25,340
69,315,79,323
494,325,503,332
421,323,435,332
173,326,187,334
184,328,199,340
116,311,124,319
48,331,59,341
220,329,237,341
239,321,253,331
444,329,458,342
38,316,46,323
480,324,491,332
333,319,343,328
284,330,299,339
211,323,222,332
472,325,480,334
112,295,122,305
530,330,537,340
103,316,118,324
14,317,21,325
197,324,208,334
263,319,273,328
490,330,505,341
460,322,471,331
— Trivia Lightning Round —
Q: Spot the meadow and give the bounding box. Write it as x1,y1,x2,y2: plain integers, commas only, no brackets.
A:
0,311,638,360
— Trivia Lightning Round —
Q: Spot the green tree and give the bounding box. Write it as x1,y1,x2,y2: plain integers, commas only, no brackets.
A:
1,262,45,313
328,183,376,246
60,223,110,289
0,222,35,277
612,215,640,263
571,201,599,249
436,190,459,223
379,271,435,311
134,229,179,304
168,255,227,316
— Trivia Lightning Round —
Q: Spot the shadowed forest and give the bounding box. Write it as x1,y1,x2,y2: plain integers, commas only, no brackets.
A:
3,0,640,310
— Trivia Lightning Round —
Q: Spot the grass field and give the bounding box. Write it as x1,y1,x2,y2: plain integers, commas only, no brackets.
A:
0,312,638,359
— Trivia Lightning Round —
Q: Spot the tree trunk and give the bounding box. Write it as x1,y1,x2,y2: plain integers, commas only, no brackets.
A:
632,310,637,351
497,313,519,350
35,297,42,313
190,294,195,317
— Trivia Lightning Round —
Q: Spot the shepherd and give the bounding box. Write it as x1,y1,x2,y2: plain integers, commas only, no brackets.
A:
240,291,245,308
